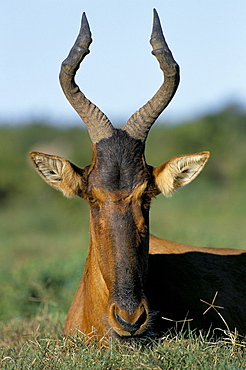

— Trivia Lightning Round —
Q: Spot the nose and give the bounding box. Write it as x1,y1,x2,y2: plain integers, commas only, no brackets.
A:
115,308,147,336
109,303,149,337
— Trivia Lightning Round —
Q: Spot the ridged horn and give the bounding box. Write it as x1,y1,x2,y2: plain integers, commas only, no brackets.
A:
123,9,180,142
59,13,114,143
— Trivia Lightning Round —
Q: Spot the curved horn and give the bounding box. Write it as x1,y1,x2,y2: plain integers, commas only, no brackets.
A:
59,13,114,143
123,9,180,142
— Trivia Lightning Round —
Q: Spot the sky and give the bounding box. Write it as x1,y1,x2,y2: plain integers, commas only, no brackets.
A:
1,0,246,126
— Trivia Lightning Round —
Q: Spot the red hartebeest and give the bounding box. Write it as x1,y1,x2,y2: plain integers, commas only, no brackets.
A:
30,10,246,342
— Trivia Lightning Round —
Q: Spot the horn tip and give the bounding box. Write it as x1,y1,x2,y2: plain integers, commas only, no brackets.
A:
153,8,158,18
81,12,88,24
150,9,166,51
151,9,162,33
152,8,161,28
80,12,91,38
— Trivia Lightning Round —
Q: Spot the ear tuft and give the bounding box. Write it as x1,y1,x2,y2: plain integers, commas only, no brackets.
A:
30,152,64,183
153,151,210,197
29,151,87,198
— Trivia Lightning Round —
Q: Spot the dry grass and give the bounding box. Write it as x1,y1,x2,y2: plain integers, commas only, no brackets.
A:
1,310,246,369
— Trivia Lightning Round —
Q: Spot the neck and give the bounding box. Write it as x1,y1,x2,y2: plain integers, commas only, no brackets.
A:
64,238,110,339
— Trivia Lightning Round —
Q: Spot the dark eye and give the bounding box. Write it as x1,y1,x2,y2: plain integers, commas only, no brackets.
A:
89,197,98,204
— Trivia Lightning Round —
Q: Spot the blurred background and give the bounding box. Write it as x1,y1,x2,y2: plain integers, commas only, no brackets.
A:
1,1,246,323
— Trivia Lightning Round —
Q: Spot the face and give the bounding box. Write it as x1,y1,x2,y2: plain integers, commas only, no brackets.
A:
85,130,157,337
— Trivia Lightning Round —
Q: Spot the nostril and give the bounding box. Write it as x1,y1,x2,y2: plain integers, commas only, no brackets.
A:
115,313,134,334
116,313,137,335
115,307,148,336
136,308,147,327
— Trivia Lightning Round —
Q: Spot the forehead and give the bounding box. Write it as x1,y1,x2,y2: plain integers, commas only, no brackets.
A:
92,130,147,192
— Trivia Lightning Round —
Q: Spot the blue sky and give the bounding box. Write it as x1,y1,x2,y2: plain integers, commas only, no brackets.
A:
1,1,246,126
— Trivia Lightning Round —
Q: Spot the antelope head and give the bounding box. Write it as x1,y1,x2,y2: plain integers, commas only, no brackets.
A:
30,10,209,339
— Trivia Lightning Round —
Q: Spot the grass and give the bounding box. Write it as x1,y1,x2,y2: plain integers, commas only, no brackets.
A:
1,311,246,369
150,182,246,250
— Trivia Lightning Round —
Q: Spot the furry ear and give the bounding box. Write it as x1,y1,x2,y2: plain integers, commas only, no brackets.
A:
153,151,210,197
29,152,88,198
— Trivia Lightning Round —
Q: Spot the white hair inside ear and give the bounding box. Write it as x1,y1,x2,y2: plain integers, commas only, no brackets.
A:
153,151,210,197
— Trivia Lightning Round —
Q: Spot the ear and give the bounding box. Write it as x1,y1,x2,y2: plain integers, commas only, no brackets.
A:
153,151,210,197
29,152,88,198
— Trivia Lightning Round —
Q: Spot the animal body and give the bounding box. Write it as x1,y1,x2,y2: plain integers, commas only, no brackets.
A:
30,10,246,342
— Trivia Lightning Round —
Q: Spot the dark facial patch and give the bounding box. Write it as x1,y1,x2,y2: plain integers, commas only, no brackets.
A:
94,130,147,192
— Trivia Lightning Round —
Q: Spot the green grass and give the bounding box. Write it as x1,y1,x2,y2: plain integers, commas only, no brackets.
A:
150,182,246,250
1,107,246,367
1,312,246,369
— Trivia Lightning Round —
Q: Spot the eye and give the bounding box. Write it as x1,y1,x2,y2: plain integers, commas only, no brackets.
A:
88,195,102,206
89,197,98,204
